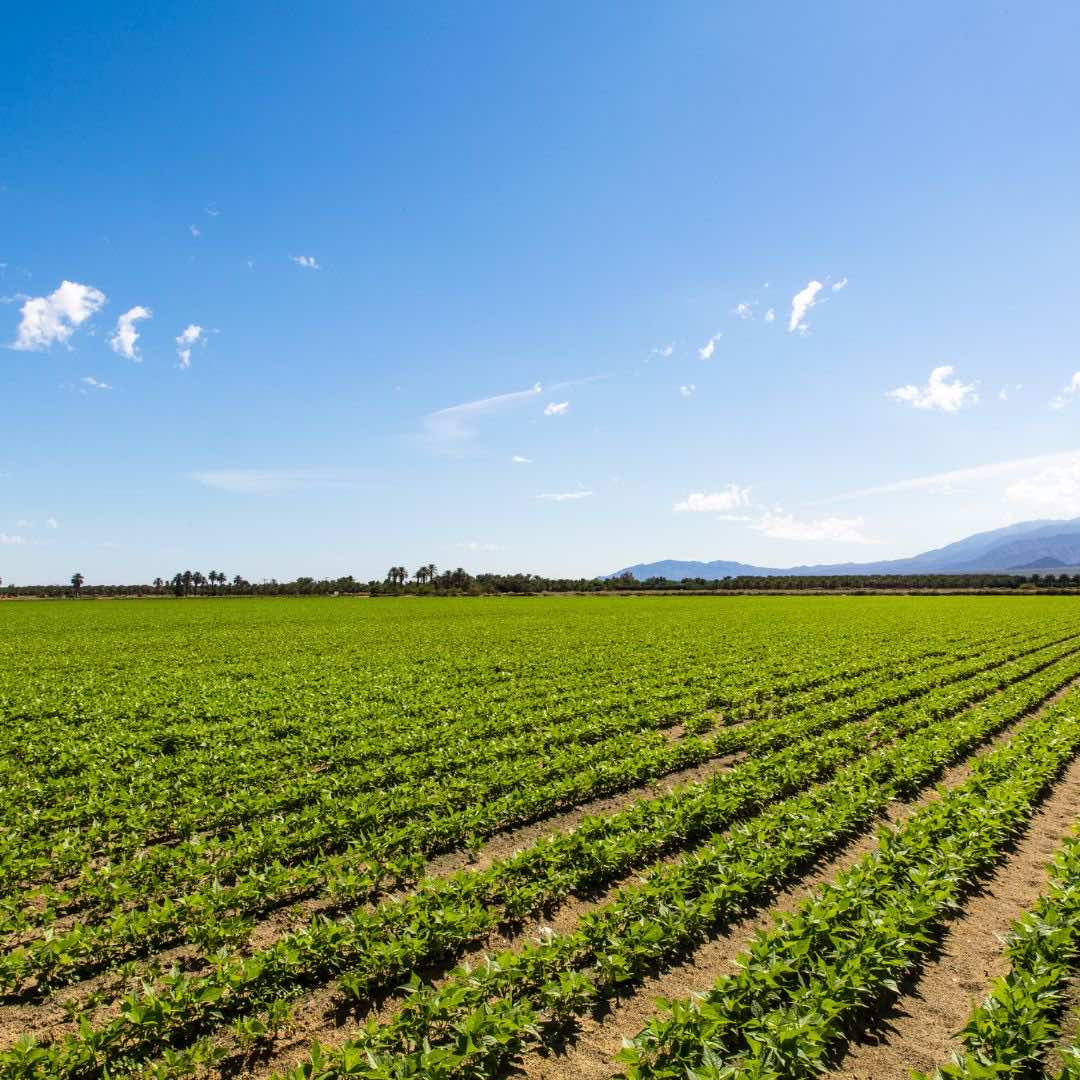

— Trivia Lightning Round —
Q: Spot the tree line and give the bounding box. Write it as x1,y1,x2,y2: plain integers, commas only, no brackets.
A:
3,567,1080,598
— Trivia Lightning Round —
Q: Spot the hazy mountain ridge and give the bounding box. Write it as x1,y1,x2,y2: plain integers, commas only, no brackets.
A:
609,517,1080,580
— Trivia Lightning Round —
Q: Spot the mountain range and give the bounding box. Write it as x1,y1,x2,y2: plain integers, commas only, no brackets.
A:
609,517,1080,580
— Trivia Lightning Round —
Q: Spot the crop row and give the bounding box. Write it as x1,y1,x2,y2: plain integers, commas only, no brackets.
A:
6,624,1075,969
251,666,1080,1080
10,630,1073,1079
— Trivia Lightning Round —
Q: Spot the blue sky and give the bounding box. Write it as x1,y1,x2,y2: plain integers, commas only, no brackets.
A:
4,2,1080,583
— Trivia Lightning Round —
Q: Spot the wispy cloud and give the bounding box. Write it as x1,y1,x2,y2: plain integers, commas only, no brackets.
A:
753,511,872,543
651,342,675,358
1005,461,1080,516
544,401,569,416
887,365,977,413
812,449,1080,505
11,280,106,351
788,280,823,333
734,302,754,320
679,384,695,398
511,455,532,464
290,255,319,269
763,308,775,323
0,533,25,545
674,486,752,513
205,204,220,217
188,468,350,495
698,333,721,360
425,383,543,443
81,376,113,390
1051,372,1080,410
109,305,152,361
175,324,205,369
189,224,201,238
46,516,58,529
536,491,592,502
832,276,848,291
460,540,501,552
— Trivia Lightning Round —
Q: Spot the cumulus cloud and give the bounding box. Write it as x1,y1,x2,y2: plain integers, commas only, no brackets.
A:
1005,462,1080,516
679,384,695,398
544,401,569,416
674,486,752,513
753,511,872,543
887,365,977,413
109,305,152,361
81,376,113,390
291,255,319,269
511,455,532,463
536,491,592,502
1051,372,1080,410
12,280,106,351
763,308,775,323
698,333,721,360
651,342,675,358
734,303,753,320
832,276,848,291
788,280,823,333
175,324,205,369
0,533,25,545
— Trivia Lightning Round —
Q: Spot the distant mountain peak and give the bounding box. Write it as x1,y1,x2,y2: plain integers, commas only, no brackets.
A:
608,517,1080,580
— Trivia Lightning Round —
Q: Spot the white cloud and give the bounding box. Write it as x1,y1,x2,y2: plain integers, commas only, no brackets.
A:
511,455,532,463
788,280,823,333
189,225,201,238
425,383,543,443
814,449,1080,505
109,305,152,361
734,303,753,320
753,511,872,543
832,276,848,291
46,517,58,529
12,280,106,351
15,519,29,528
175,324,205,369
1005,462,1080,516
763,308,775,323
544,401,569,416
291,255,319,269
887,365,977,413
81,376,113,390
189,468,347,494
0,533,25,545
674,486,752,513
1050,372,1080,410
460,540,501,552
679,384,696,398
651,342,675,358
698,333,721,360
536,491,592,502
206,204,220,217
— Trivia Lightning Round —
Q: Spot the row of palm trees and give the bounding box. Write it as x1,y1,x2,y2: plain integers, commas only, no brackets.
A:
153,570,246,596
386,564,438,585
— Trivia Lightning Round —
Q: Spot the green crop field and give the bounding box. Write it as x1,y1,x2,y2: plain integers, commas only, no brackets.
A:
5,595,1080,1079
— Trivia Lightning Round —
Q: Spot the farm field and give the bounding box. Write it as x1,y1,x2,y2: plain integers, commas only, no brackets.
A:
4,596,1080,1079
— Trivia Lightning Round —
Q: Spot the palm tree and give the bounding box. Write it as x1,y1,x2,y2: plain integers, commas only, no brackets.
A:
425,563,437,585
153,577,164,593
193,571,206,595
232,574,244,591
414,566,428,585
70,572,84,596
182,569,193,596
